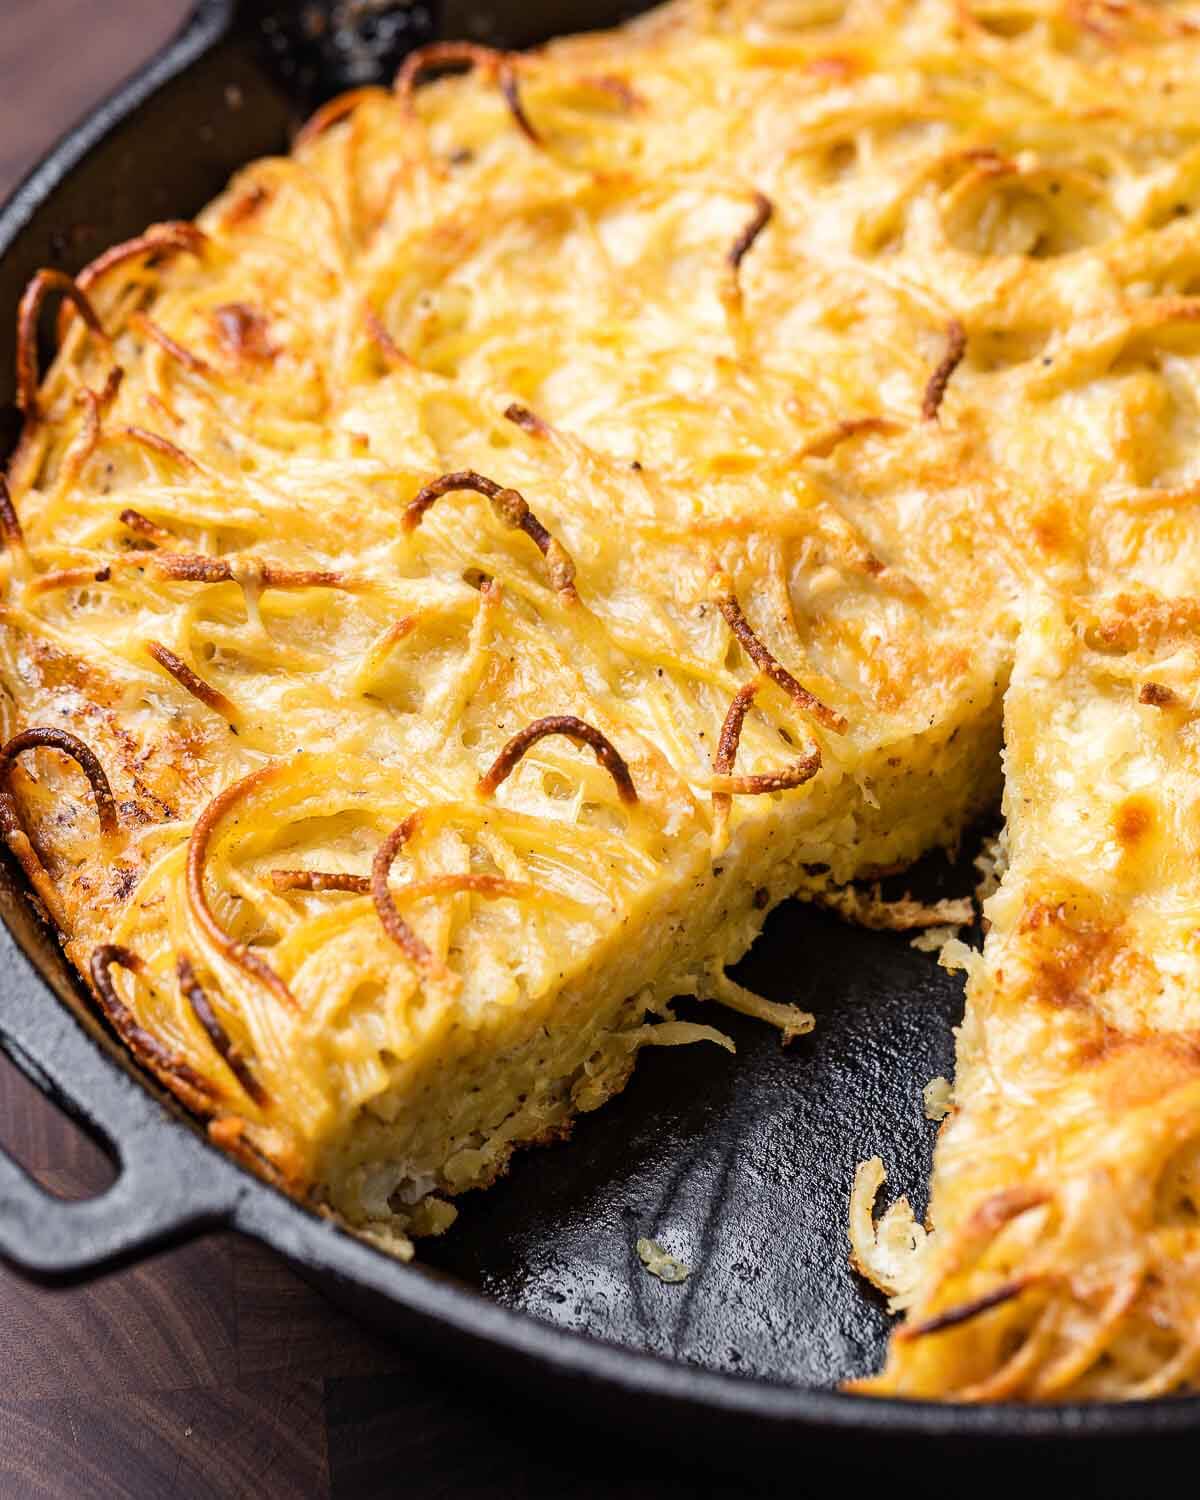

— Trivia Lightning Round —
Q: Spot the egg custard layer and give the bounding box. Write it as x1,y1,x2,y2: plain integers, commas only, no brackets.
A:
2,0,1200,1398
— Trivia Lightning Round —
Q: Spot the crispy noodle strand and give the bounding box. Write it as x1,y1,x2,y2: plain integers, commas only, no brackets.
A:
186,765,298,1011
16,271,108,421
274,868,541,904
478,714,639,803
0,727,119,838
504,402,552,438
295,86,384,149
119,508,174,545
151,552,356,591
132,312,211,375
120,426,201,471
90,945,219,1110
370,815,550,979
0,728,120,930
897,1277,1037,1341
728,192,773,276
146,640,239,722
921,318,967,421
404,470,577,597
371,812,444,978
71,221,207,306
711,676,822,840
0,475,26,553
177,951,269,1106
394,42,540,145
716,591,848,733
271,869,371,894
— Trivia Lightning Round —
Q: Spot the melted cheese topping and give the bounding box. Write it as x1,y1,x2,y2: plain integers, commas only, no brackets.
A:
2,0,1200,1397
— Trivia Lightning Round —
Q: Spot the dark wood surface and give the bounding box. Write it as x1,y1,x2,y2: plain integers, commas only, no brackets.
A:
0,8,795,1497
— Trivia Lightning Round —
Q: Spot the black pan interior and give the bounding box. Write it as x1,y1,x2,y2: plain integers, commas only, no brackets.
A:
0,1,1197,1462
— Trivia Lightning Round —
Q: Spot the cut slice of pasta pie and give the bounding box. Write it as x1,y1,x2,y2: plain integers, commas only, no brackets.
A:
859,594,1200,1401
0,326,1006,1242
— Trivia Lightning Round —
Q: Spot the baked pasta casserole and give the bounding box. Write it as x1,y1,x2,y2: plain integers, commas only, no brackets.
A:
2,0,1199,1400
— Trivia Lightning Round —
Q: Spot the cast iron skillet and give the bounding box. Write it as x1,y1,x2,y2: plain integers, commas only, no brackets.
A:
0,0,1196,1468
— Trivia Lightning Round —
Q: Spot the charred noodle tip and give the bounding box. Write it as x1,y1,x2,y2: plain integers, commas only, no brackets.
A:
897,1277,1036,1341
186,766,298,1012
90,945,219,1104
405,470,577,596
921,318,967,422
16,270,108,422
146,640,239,722
0,726,119,838
478,714,639,804
120,508,173,545
503,402,551,437
728,192,774,275
177,952,269,1107
717,593,848,734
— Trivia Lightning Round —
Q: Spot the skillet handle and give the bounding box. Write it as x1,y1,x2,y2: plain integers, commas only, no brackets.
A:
0,897,237,1280
0,1132,230,1281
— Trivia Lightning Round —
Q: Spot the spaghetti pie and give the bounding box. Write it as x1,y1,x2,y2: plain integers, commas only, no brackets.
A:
2,0,1200,1400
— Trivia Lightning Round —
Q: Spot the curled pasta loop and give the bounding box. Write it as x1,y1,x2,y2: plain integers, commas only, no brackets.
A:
186,766,298,1012
0,723,120,924
405,470,577,597
16,271,108,422
478,714,638,804
0,727,119,837
711,677,822,840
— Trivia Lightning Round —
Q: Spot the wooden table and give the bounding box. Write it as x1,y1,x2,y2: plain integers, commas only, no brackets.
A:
0,7,793,1495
